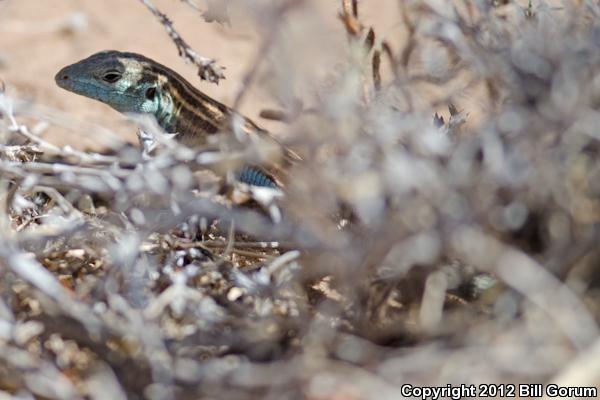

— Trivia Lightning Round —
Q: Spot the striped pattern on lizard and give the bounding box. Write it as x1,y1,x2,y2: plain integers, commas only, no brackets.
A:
55,50,292,188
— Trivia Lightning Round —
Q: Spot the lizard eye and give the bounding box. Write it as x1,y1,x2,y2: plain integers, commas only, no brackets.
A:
145,87,157,100
102,71,121,83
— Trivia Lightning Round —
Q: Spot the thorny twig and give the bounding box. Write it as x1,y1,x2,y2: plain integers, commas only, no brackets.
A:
139,0,226,83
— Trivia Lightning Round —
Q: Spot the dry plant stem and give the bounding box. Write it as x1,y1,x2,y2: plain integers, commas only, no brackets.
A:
2,95,117,162
0,143,42,155
223,219,235,258
339,0,362,35
364,28,375,50
16,219,87,246
229,248,273,259
372,50,382,90
0,173,106,195
132,114,278,168
175,241,275,259
5,117,118,165
0,159,131,179
179,0,202,13
381,41,398,79
452,228,598,349
419,271,447,331
32,186,83,218
266,250,300,275
339,0,387,96
259,109,292,122
399,2,416,69
196,240,282,249
341,0,358,18
0,179,12,235
138,0,225,83
543,336,600,399
10,99,128,151
175,240,271,262
232,0,304,110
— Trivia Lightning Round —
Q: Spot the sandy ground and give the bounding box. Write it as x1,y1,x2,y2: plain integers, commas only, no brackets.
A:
0,0,403,150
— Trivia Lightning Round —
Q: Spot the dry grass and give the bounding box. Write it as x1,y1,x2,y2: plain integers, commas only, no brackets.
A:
0,0,599,399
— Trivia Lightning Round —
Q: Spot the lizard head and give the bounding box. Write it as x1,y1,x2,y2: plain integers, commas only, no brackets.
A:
55,50,165,116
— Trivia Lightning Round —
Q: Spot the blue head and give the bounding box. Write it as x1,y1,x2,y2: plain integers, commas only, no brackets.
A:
55,50,173,119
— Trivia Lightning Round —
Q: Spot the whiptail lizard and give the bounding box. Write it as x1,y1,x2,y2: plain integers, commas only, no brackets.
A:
55,50,292,188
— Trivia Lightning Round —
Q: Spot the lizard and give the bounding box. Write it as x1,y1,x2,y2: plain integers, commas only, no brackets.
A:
55,50,293,188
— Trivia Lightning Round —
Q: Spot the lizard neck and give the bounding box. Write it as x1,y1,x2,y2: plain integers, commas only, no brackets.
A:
148,62,231,145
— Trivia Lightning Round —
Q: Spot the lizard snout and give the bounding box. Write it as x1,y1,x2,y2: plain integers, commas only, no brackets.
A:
54,66,74,90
